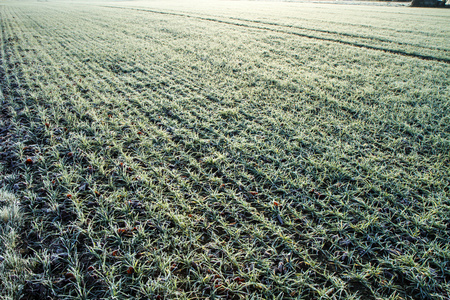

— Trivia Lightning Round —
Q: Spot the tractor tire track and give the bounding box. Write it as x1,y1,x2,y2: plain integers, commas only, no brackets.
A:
102,5,450,64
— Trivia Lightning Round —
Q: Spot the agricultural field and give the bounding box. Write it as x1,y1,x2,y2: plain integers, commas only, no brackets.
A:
0,0,449,299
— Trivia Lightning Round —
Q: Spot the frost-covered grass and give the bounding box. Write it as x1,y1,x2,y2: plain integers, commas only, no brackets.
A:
0,1,449,299
0,189,32,300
